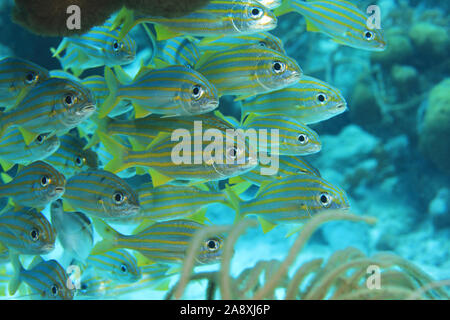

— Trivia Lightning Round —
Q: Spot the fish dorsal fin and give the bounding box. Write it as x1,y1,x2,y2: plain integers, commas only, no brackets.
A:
187,207,209,224
0,172,13,184
154,24,182,41
153,58,171,69
133,220,156,235
28,256,45,269
230,181,252,196
234,93,258,102
145,131,170,151
148,168,173,188
113,66,133,84
194,50,217,70
255,180,272,198
257,217,277,234
213,110,238,128
228,175,246,185
241,112,260,128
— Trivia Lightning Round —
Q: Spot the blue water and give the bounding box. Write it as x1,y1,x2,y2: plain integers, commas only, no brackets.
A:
0,0,449,300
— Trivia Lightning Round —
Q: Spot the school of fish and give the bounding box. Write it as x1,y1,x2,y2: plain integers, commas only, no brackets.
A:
0,0,385,299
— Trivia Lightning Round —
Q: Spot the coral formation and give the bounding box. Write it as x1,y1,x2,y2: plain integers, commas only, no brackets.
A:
419,79,450,175
11,0,211,36
164,212,449,300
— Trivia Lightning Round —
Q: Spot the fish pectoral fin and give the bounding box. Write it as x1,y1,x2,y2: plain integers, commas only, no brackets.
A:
148,168,173,187
257,216,277,234
305,19,320,32
132,103,152,119
18,127,39,146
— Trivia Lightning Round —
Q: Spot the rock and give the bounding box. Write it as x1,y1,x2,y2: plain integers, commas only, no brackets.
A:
419,78,450,175
349,80,383,128
409,22,449,57
390,65,420,98
429,188,450,229
371,28,414,66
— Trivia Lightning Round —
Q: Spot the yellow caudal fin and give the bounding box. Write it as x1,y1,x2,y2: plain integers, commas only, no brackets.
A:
111,7,138,41
187,207,210,225
98,131,130,174
83,113,109,150
113,66,133,84
132,103,152,119
8,253,24,296
90,217,121,255
274,0,294,16
99,67,121,118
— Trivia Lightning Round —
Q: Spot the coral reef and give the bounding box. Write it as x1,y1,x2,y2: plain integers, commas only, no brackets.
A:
164,212,449,300
419,79,450,175
11,0,211,36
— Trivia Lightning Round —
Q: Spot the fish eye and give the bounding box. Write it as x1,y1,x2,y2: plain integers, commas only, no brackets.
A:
30,229,39,241
206,239,219,251
191,85,204,100
120,265,128,273
227,147,239,160
249,7,263,19
64,94,75,106
50,285,59,296
25,72,37,84
113,191,125,204
316,93,327,104
272,61,286,74
113,41,123,51
364,31,375,41
319,193,332,207
74,156,84,167
297,134,309,145
258,41,267,47
35,134,45,145
41,175,50,187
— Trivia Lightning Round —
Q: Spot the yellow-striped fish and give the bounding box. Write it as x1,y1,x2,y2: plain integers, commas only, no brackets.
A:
195,46,302,98
51,20,136,77
226,174,349,231
0,208,55,255
0,77,96,146
0,130,60,171
9,255,74,300
0,57,50,109
198,32,286,54
98,127,258,185
241,75,347,124
127,182,232,223
63,169,140,220
92,219,224,265
241,113,321,155
155,36,201,69
0,161,66,208
231,154,321,186
85,249,142,284
98,65,219,119
113,0,278,41
275,0,386,51
45,132,99,178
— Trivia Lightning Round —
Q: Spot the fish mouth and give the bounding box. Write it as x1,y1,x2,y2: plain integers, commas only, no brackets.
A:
78,104,96,115
333,103,348,114
205,100,219,111
40,243,55,253
54,186,65,194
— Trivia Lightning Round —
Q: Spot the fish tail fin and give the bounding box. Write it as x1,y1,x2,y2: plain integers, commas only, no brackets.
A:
224,183,245,222
9,253,24,296
99,67,121,118
98,131,130,173
91,217,121,255
274,0,294,16
83,114,110,150
51,39,68,57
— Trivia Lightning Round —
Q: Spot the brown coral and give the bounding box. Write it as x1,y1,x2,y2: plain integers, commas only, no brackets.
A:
11,0,211,37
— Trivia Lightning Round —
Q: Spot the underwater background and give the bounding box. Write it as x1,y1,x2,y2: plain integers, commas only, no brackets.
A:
0,0,449,299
